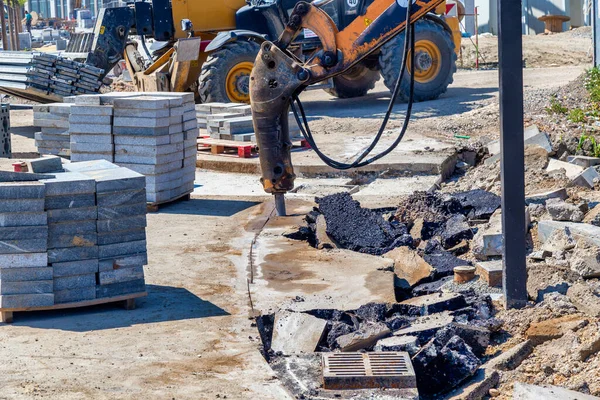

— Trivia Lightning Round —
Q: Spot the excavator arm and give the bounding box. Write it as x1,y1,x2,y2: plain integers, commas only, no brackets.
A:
250,0,445,215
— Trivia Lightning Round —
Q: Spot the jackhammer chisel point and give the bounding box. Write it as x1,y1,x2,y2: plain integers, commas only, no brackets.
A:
274,193,287,216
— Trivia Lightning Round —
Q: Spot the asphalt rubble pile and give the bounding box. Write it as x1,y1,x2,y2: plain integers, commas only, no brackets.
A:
269,125,600,399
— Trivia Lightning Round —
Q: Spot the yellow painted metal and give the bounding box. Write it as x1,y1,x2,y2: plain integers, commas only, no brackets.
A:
143,48,175,75
445,16,461,56
171,0,247,39
408,39,442,83
225,61,254,103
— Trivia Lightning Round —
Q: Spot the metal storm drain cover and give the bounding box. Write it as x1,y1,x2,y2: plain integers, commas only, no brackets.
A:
322,352,417,390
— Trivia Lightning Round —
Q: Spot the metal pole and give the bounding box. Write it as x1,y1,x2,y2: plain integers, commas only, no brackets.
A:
475,7,479,70
498,0,527,309
594,0,599,67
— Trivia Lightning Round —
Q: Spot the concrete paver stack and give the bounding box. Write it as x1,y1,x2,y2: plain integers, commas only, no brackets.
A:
33,103,72,156
69,104,114,162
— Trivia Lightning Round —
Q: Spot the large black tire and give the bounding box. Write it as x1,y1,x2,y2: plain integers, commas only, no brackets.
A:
199,40,261,103
325,62,380,98
379,19,457,102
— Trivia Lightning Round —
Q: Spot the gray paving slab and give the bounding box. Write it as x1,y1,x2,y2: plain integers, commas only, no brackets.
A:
98,253,148,272
54,286,96,304
183,120,197,131
0,199,44,213
0,267,53,282
0,252,48,268
117,160,182,175
70,153,114,163
0,226,48,240
113,108,170,118
97,203,146,220
70,133,113,144
0,293,54,308
0,212,47,227
47,207,97,223
35,133,69,142
54,273,96,291
69,123,112,134
96,189,146,207
114,151,183,165
70,105,113,116
35,118,70,129
113,116,170,128
183,110,196,122
97,229,146,245
48,220,97,236
170,116,182,125
112,96,170,110
0,279,53,295
96,278,145,298
62,160,119,173
169,123,183,135
26,157,63,174
47,246,99,263
41,172,96,196
170,132,184,144
52,259,99,277
47,233,97,250
98,240,147,259
98,265,144,285
113,135,171,146
47,104,73,114
71,142,114,153
45,193,96,210
40,127,69,134
97,216,147,233
114,142,183,157
0,182,46,199
69,114,112,125
0,239,47,254
112,126,170,136
79,167,145,193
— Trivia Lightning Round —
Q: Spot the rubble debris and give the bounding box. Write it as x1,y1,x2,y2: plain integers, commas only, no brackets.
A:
316,193,411,255
395,191,463,228
526,187,568,204
572,166,600,189
441,215,474,248
353,302,388,323
575,333,600,361
271,311,327,355
485,340,534,371
513,382,600,400
412,335,480,395
528,250,551,260
567,283,600,317
539,220,600,248
446,368,499,400
526,262,572,302
485,125,551,165
326,321,356,350
314,214,336,249
540,225,577,252
394,312,454,343
435,322,491,356
472,222,502,259
421,240,472,276
546,158,584,179
412,277,453,296
452,189,501,220
336,321,391,352
400,293,467,315
567,155,600,168
570,240,600,278
475,260,503,287
384,247,434,292
255,314,275,358
374,335,420,355
546,198,588,222
454,266,476,284
584,204,600,227
525,315,588,345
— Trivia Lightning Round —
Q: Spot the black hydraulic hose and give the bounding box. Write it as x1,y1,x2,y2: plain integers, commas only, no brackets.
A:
291,4,417,170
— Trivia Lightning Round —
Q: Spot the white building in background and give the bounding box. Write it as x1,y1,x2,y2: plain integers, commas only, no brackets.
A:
26,0,124,20
462,0,591,35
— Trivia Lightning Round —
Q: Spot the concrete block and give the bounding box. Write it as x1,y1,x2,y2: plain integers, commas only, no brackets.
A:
113,116,170,128
169,115,182,125
168,123,183,134
54,286,96,304
546,158,584,179
512,382,599,400
0,212,47,227
97,203,146,220
118,160,182,175
572,167,600,189
97,216,147,233
113,96,170,110
183,119,197,131
97,189,146,207
48,220,97,236
141,92,195,104
70,153,114,163
0,199,44,213
63,160,119,173
96,278,145,298
114,142,182,157
112,126,170,136
70,105,114,116
70,134,113,144
0,267,53,282
0,226,47,241
271,311,328,354
69,123,112,135
113,135,171,146
98,240,147,259
568,155,600,168
0,279,53,295
26,157,63,174
35,133,69,142
69,114,112,125
394,312,454,343
114,151,184,165
45,193,96,210
336,322,391,352
0,182,46,199
0,239,47,254
0,293,54,308
475,260,503,287
47,233,97,249
99,253,148,272
98,265,144,285
80,167,145,193
538,220,600,247
114,108,170,118
54,274,96,291
53,259,99,277
35,118,70,129
182,110,196,122
170,132,184,144
526,188,568,203
0,252,48,268
41,172,96,196
71,142,114,153
374,335,420,355
48,246,98,263
40,127,69,134
97,229,146,245
34,112,68,121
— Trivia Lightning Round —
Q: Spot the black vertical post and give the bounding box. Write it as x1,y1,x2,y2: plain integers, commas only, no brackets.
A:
498,0,527,309
594,0,599,68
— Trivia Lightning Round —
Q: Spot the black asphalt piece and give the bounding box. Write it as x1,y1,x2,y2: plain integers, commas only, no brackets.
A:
441,215,474,249
256,314,275,359
316,193,411,255
326,321,356,349
396,191,464,224
385,314,412,331
421,240,472,277
434,323,491,357
353,303,388,323
411,276,453,296
452,189,501,220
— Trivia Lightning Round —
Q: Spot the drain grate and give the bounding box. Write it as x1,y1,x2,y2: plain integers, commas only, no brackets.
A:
322,352,417,390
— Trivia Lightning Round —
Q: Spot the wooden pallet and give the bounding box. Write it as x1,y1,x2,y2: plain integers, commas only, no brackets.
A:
0,291,147,323
196,137,310,158
146,191,192,213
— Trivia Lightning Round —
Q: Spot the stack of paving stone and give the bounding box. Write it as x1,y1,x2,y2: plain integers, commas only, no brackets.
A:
33,103,72,156
64,161,147,298
111,94,197,204
0,181,53,308
43,169,99,304
69,103,114,162
196,102,300,142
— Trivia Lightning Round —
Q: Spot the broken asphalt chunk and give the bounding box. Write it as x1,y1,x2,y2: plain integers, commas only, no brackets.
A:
452,189,501,220
271,311,327,355
400,293,467,315
336,321,391,352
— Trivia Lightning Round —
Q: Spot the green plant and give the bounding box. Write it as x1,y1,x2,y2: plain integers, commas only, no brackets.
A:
577,132,600,157
585,67,600,104
546,95,568,114
568,108,587,123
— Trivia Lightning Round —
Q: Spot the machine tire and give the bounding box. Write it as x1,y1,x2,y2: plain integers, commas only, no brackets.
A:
324,62,380,98
379,19,456,102
199,40,261,103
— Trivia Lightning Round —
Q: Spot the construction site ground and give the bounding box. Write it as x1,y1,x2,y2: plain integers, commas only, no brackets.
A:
0,46,596,399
